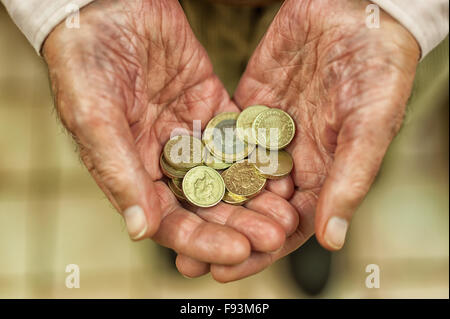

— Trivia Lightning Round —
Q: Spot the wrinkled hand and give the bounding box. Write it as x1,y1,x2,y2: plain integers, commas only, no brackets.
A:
44,0,298,271
177,0,420,281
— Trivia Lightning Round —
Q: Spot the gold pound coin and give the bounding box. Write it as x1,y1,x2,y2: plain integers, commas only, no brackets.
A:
236,105,268,144
168,178,186,201
203,112,255,163
163,135,203,170
252,108,295,150
204,150,232,170
249,148,293,179
222,190,248,206
171,178,184,193
160,153,188,179
222,160,266,197
182,166,225,207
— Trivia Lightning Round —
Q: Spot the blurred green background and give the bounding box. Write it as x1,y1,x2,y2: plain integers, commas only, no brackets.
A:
0,1,448,298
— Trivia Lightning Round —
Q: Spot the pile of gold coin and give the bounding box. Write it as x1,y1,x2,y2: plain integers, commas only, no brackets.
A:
160,105,296,207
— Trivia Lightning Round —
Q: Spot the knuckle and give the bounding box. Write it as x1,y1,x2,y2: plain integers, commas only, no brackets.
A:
210,266,232,284
95,161,129,198
345,176,372,206
74,107,110,131
226,236,251,263
175,256,188,275
278,204,299,236
263,223,286,251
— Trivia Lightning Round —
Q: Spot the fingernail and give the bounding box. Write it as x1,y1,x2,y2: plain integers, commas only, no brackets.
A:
123,205,147,240
324,217,348,250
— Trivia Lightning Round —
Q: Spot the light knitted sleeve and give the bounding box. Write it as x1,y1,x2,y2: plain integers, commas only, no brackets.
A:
1,0,95,54
1,0,449,58
370,0,449,59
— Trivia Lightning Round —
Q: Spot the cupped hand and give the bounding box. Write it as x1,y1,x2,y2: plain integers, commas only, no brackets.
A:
44,0,299,268
177,0,420,281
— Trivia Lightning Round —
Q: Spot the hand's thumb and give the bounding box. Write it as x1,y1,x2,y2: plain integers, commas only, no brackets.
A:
68,107,162,241
315,110,400,250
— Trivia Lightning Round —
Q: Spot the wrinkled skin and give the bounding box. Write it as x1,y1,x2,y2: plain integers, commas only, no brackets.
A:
176,0,420,282
44,0,298,268
44,0,419,282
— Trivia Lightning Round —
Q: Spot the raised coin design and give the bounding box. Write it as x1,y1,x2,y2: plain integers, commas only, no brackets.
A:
204,150,232,170
163,135,203,170
236,105,268,144
252,109,295,150
203,112,255,163
222,160,266,197
182,166,225,207
249,148,293,179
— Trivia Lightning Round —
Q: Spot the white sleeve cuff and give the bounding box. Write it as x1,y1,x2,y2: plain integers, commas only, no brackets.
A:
371,0,449,60
1,0,95,55
1,0,449,59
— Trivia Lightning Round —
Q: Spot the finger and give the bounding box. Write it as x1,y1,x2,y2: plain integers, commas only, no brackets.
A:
65,103,162,241
79,145,120,211
153,182,251,265
244,190,299,236
315,110,399,251
173,194,298,279
211,252,271,283
211,189,316,282
46,36,164,241
265,176,295,199
196,201,286,253
176,254,210,278
211,230,312,283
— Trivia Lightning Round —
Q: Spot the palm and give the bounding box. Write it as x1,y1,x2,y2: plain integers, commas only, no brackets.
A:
44,0,295,270
213,0,419,280
236,0,419,235
49,0,232,178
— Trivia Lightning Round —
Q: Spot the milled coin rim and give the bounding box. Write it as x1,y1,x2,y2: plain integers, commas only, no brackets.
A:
222,190,249,206
236,105,269,144
202,112,254,163
222,160,267,198
163,135,204,170
252,108,296,150
168,178,186,201
182,166,226,208
171,178,184,194
251,149,294,179
160,153,188,179
203,150,233,170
